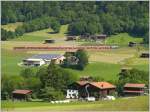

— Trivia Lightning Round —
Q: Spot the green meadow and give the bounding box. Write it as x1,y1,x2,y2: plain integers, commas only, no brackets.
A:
2,96,149,111
1,49,29,76
11,24,68,42
106,33,143,45
1,24,148,78
1,48,121,80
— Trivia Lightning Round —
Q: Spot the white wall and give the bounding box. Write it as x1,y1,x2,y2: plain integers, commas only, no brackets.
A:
66,89,78,99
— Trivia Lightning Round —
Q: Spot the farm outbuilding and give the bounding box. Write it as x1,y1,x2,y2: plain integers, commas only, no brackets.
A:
22,54,65,67
44,39,55,44
96,34,107,40
67,81,116,100
80,34,107,41
66,36,77,41
128,42,137,47
80,76,93,81
140,52,149,58
123,83,146,96
12,89,32,101
121,67,132,73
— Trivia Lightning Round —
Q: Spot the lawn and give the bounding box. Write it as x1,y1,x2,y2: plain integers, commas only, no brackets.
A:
1,49,30,76
106,33,143,46
1,22,23,31
1,96,149,111
65,62,121,81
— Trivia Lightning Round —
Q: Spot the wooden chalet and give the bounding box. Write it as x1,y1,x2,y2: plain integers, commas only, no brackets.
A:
12,89,32,101
123,83,146,96
68,81,116,99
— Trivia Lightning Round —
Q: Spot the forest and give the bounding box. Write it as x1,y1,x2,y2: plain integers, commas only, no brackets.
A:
1,1,149,43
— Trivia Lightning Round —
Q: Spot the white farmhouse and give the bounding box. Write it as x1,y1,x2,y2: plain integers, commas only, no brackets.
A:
22,54,65,67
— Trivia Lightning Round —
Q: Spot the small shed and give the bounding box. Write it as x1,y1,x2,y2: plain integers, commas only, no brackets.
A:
12,89,32,101
140,52,149,58
44,39,55,44
128,42,137,47
121,67,132,73
96,34,107,40
123,83,146,96
66,36,77,41
80,76,93,81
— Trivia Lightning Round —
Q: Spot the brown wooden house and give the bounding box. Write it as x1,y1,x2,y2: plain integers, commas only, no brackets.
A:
12,89,32,101
68,81,116,99
123,83,146,96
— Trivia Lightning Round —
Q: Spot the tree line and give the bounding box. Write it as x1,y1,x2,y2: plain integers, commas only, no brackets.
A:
1,1,149,43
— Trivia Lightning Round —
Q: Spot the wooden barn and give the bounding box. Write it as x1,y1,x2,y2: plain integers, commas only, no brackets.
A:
123,83,146,96
12,89,32,101
44,39,55,44
67,81,116,99
140,52,149,58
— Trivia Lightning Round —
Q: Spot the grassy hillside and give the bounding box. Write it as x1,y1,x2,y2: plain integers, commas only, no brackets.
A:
2,96,149,111
1,22,23,31
1,49,29,76
65,62,121,81
11,25,68,42
106,33,143,45
2,46,148,78
1,48,121,80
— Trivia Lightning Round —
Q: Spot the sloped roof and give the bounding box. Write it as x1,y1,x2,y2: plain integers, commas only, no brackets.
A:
124,83,145,88
76,81,116,89
29,54,63,60
90,82,116,89
76,81,89,86
12,90,32,95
